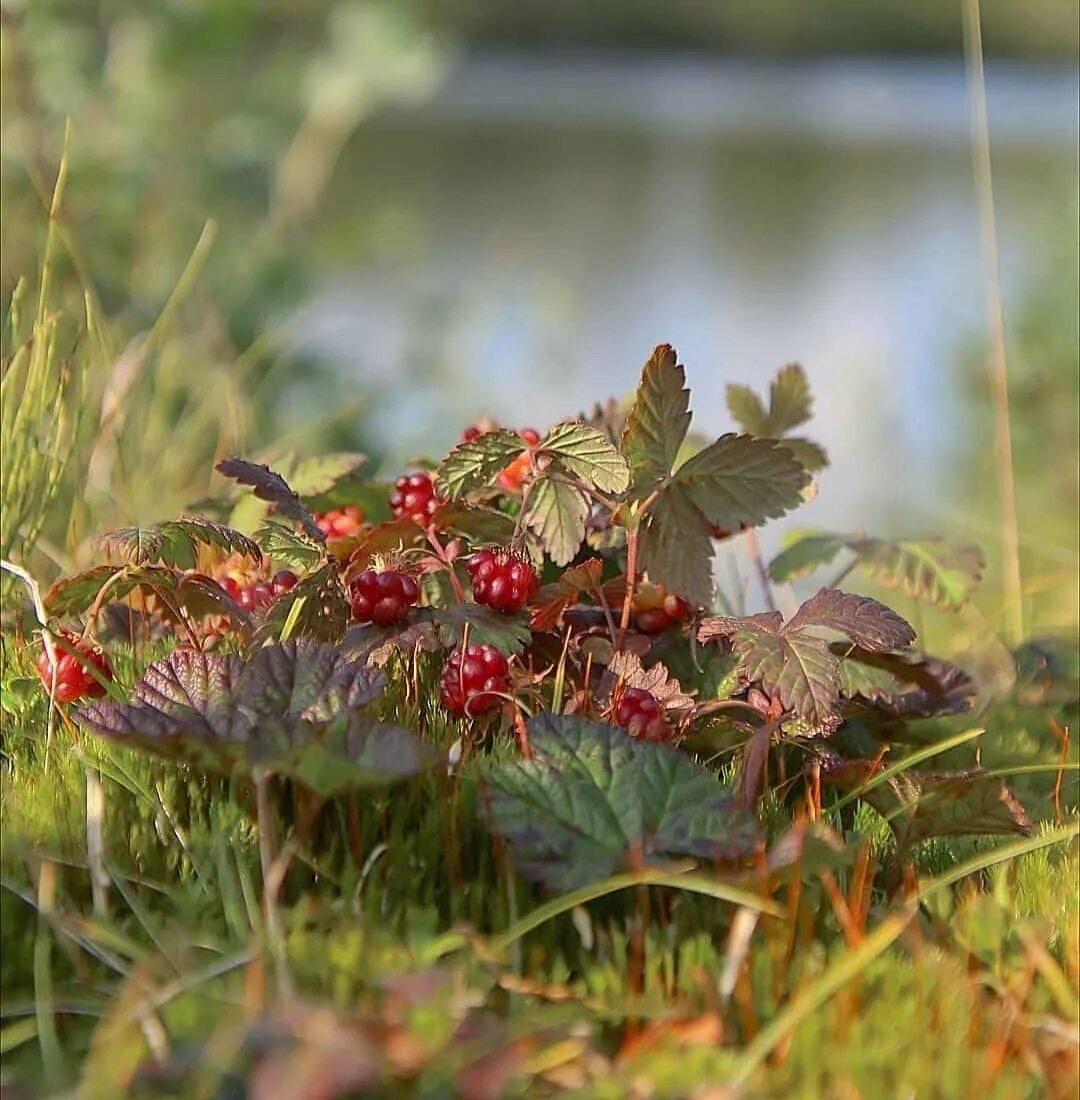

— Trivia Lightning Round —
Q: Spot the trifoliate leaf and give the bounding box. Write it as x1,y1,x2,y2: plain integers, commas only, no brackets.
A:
76,642,438,789
621,344,692,491
101,517,262,570
523,477,590,566
216,458,325,544
698,588,914,729
540,421,630,494
435,431,527,500
673,434,810,532
769,532,983,611
484,715,760,892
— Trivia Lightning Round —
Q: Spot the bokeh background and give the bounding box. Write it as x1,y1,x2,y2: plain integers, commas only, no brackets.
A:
2,0,1077,628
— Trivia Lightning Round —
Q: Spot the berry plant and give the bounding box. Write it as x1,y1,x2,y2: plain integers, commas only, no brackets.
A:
4,344,1075,1096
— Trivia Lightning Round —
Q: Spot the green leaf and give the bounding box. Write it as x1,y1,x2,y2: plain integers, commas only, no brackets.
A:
485,715,759,892
256,564,349,643
621,344,692,490
769,531,984,610
215,458,325,544
779,437,829,473
767,363,813,434
433,502,518,546
101,517,262,570
76,642,439,790
673,433,810,532
768,532,850,582
638,484,715,608
725,383,769,435
523,477,590,566
540,421,630,494
852,537,984,611
432,604,532,654
288,452,367,498
434,430,527,500
254,521,325,570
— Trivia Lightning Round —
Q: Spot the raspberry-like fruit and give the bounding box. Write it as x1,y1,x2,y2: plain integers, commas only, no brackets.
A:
613,687,670,741
315,504,365,540
496,427,542,491
467,548,539,614
440,644,510,716
349,568,419,626
390,472,442,524
272,570,299,595
238,582,274,612
631,581,692,634
36,632,113,702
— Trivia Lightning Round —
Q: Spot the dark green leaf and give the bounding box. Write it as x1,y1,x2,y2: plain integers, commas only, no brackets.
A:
432,604,532,655
435,431,527,500
621,344,692,491
638,484,715,608
523,477,590,566
215,458,325,544
540,421,630,494
673,433,810,532
257,564,349,643
485,715,759,892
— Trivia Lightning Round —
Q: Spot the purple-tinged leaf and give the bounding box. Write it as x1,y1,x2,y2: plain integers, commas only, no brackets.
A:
836,647,977,718
788,588,916,652
215,458,325,544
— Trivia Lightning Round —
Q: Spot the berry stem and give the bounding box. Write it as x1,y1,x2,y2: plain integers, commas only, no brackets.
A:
425,527,466,603
744,527,777,614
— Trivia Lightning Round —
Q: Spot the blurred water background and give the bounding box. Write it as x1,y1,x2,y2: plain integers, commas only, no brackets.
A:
2,0,1077,615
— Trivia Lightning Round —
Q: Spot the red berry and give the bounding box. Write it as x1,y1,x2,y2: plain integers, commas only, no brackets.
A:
466,548,539,614
36,633,113,703
348,568,419,626
272,570,299,595
461,425,485,443
220,576,241,601
315,504,365,540
440,644,510,716
390,472,442,524
632,581,692,634
635,607,673,635
518,427,541,446
613,687,670,742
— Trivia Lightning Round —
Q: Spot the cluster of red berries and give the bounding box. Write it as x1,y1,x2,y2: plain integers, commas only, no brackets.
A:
348,568,419,626
497,428,541,491
710,521,751,541
631,581,692,635
220,570,298,612
314,504,365,540
36,632,113,702
467,548,539,614
439,643,510,716
613,687,670,742
390,472,442,524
